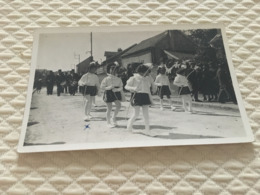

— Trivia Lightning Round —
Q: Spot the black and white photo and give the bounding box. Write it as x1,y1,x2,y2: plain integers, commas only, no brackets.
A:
18,24,254,153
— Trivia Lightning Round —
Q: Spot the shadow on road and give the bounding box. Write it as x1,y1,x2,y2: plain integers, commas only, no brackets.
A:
27,121,39,126
193,111,239,117
92,108,107,112
133,124,175,130
84,117,106,121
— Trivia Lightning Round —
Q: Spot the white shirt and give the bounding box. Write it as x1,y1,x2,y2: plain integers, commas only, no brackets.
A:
154,74,170,86
125,74,154,94
173,73,189,87
100,74,123,92
78,73,100,88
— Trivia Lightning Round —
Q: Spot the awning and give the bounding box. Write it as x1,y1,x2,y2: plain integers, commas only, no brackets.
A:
143,62,153,67
164,50,194,60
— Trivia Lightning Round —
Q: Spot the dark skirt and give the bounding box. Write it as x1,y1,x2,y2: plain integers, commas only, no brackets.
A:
103,90,122,103
157,85,171,99
178,86,191,95
82,86,97,96
131,93,151,106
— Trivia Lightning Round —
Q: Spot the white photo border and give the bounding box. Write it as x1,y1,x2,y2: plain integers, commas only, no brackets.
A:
17,24,254,153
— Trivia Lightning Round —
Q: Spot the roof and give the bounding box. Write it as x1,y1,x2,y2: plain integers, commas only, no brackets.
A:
122,31,168,57
104,51,118,57
101,44,137,66
164,50,194,60
122,30,196,58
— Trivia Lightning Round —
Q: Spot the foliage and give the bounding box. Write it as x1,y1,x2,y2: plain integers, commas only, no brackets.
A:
184,29,228,68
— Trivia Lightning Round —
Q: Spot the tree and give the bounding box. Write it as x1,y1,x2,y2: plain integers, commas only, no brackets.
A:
184,29,227,68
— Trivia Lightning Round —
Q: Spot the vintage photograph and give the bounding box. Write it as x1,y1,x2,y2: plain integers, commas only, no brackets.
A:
18,24,253,153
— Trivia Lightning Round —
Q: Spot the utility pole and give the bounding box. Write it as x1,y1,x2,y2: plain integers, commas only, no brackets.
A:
74,52,80,73
90,32,93,61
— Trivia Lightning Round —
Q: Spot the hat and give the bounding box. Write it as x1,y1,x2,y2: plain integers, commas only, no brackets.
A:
181,64,187,69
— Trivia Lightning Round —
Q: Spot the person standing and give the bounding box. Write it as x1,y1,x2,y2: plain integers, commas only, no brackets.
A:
46,70,55,95
125,64,156,134
56,69,64,96
216,64,230,103
201,65,211,101
101,64,124,127
208,64,218,101
186,65,202,102
173,64,193,113
35,78,42,93
68,69,79,96
78,62,100,120
155,66,176,110
63,72,69,94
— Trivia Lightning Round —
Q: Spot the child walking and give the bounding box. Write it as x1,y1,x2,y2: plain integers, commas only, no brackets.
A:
155,66,176,111
78,62,100,120
101,64,124,128
125,64,155,133
173,64,193,113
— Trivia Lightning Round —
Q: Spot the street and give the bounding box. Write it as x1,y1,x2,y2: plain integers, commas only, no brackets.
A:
24,87,246,146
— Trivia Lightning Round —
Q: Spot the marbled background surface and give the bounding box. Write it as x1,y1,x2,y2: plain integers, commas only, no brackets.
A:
0,0,260,194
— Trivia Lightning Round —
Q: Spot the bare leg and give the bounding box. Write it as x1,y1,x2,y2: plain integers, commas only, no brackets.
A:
127,106,140,131
142,106,150,131
84,95,90,116
160,99,164,110
168,97,176,110
112,100,121,125
181,96,188,112
106,102,112,125
92,96,96,106
187,95,193,112
86,96,93,116
183,95,192,112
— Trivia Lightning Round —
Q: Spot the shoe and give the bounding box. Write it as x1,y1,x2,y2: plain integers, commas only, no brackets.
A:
144,128,151,135
88,114,93,119
127,128,133,132
83,116,90,121
132,129,143,134
171,106,176,111
107,123,115,128
112,119,118,126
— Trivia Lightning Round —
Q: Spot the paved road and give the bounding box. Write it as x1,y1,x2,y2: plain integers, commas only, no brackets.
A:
24,87,246,146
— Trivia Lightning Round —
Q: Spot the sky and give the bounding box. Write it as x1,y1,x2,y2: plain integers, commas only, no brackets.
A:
37,30,161,71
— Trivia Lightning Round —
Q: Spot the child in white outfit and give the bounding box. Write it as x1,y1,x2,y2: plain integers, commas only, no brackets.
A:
101,64,124,128
78,63,100,120
155,66,176,111
125,65,155,133
173,65,193,113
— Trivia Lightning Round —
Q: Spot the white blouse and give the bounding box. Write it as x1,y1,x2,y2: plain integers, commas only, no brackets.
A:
100,74,123,92
125,74,154,94
78,73,100,88
154,74,170,86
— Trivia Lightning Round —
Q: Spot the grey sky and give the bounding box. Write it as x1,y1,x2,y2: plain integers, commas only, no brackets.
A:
37,30,161,71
